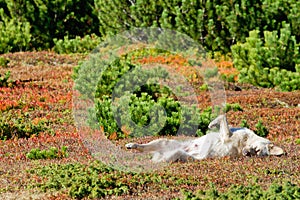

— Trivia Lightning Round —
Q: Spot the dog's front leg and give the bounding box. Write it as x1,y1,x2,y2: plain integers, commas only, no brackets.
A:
125,143,145,151
125,140,161,152
126,139,179,153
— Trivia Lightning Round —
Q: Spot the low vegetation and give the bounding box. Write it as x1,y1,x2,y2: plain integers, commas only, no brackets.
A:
1,0,300,198
0,52,299,199
26,146,68,160
181,181,300,199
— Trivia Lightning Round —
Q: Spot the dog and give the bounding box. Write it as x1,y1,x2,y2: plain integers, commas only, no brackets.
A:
125,115,284,162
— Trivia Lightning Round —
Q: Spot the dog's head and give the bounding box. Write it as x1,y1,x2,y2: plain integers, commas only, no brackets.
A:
209,115,285,157
242,140,284,157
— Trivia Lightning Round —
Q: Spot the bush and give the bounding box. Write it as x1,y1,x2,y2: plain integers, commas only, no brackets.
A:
1,0,300,54
0,9,31,53
53,34,101,54
255,120,269,138
75,45,249,140
0,71,11,87
0,0,99,50
92,59,207,139
0,56,9,68
74,48,216,140
239,119,268,137
29,161,180,198
224,103,243,112
95,0,300,55
240,119,250,129
26,146,68,160
232,23,300,91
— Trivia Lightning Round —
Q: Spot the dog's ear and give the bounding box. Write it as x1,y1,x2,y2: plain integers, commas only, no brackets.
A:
268,144,284,156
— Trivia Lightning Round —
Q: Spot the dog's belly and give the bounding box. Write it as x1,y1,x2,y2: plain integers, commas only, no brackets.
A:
182,132,235,159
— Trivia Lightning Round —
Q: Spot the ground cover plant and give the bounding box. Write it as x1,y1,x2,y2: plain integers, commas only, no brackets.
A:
0,52,299,199
181,181,300,199
26,146,68,160
1,1,300,199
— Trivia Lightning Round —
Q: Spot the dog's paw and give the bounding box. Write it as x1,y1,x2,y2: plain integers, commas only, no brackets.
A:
125,143,138,149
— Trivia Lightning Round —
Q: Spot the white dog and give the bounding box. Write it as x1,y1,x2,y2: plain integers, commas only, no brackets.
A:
125,115,284,162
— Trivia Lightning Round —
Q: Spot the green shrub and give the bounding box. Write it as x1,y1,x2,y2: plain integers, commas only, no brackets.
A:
78,57,171,139
0,0,299,54
75,48,216,139
0,56,9,68
199,83,209,91
255,120,269,138
94,96,121,138
53,34,101,54
26,146,68,160
239,119,269,137
0,9,31,53
196,107,215,137
0,0,99,50
95,0,300,55
0,71,11,87
224,103,243,112
182,181,300,199
240,119,250,129
93,66,207,138
232,23,300,91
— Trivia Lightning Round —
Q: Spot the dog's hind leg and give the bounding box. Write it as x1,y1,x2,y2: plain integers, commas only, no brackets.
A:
163,149,194,162
151,149,194,162
209,114,232,143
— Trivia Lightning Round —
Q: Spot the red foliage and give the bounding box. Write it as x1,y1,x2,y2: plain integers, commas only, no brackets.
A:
134,54,188,66
216,60,239,81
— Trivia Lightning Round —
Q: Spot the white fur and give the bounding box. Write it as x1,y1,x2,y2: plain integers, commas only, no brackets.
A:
125,115,284,162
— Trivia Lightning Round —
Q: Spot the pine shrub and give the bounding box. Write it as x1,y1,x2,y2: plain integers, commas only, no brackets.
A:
232,23,300,91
